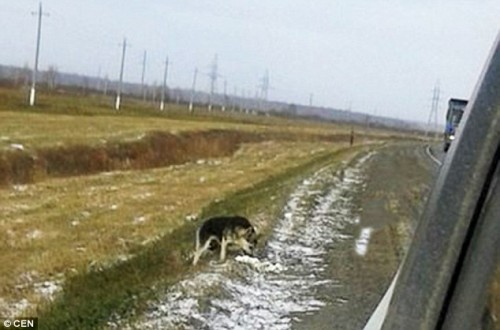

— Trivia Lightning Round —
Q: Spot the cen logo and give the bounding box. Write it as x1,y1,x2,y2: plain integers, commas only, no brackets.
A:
1,318,38,329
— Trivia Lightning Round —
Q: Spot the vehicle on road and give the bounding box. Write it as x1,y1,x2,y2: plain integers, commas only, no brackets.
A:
443,98,468,152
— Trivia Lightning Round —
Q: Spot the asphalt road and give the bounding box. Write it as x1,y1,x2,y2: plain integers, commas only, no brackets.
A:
294,142,441,330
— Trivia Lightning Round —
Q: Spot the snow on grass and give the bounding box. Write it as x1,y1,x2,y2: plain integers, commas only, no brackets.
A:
0,298,30,318
0,274,64,318
33,280,63,301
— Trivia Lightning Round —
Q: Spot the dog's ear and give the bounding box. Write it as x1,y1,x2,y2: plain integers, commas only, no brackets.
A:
246,226,258,237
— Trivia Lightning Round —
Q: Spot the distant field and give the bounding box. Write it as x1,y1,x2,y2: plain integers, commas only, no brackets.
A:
0,86,363,150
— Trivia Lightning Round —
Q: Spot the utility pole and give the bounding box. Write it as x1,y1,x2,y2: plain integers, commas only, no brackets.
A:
253,88,259,113
208,54,219,111
96,66,102,91
103,74,109,96
189,67,198,113
141,50,147,101
426,81,440,137
160,56,169,111
309,93,314,107
222,79,227,111
347,101,354,147
29,2,49,107
242,89,249,114
115,38,128,110
232,86,238,112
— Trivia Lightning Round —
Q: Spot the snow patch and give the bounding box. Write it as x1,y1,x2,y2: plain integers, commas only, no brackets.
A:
355,227,373,256
133,216,147,224
235,255,286,273
10,143,25,151
26,229,42,240
33,280,62,301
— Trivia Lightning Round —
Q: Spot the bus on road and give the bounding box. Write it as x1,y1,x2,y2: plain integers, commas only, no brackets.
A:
444,98,468,152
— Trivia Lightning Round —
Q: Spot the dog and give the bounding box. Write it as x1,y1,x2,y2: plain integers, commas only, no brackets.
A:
192,215,258,265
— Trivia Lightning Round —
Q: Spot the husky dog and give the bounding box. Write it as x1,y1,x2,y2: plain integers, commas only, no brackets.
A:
192,216,258,265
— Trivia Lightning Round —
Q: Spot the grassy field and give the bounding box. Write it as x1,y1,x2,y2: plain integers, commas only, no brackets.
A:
0,86,364,150
0,86,401,328
0,87,413,164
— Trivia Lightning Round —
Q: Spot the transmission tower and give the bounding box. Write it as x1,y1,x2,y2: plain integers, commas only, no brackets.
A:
260,70,270,100
29,2,49,107
207,54,220,111
426,82,441,137
258,70,270,110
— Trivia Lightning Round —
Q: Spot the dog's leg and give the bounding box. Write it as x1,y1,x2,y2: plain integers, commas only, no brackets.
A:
192,249,202,266
220,236,228,262
195,227,201,252
192,227,202,265
193,235,219,266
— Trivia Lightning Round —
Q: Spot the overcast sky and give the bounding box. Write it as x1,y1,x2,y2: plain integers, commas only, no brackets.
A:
1,1,499,122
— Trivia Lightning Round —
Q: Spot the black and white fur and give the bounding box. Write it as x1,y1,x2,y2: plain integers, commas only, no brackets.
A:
192,216,258,265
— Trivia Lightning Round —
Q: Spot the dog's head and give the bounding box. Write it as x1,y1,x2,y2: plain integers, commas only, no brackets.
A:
234,226,258,255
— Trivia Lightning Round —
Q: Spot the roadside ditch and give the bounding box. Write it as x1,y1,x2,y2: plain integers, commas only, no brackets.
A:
0,128,404,186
